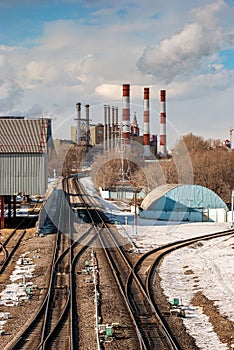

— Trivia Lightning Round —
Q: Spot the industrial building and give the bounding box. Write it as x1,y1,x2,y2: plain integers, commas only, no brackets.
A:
139,184,228,222
70,84,164,158
0,116,52,228
71,123,105,146
71,106,157,156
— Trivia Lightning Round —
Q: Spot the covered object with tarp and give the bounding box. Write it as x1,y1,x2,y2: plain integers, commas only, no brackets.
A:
140,184,228,222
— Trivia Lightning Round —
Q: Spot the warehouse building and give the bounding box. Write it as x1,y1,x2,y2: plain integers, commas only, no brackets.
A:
139,184,228,222
0,116,52,227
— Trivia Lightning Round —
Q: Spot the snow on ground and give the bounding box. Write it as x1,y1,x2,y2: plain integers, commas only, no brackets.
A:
0,252,36,334
157,232,234,350
118,220,233,349
80,176,134,224
81,176,234,350
0,252,35,306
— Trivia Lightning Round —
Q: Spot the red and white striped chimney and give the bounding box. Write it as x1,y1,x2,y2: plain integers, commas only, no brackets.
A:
143,87,150,157
160,90,167,156
122,84,130,144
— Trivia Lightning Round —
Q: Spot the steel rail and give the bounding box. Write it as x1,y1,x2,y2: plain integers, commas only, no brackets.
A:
74,177,186,349
0,200,41,274
39,177,99,350
72,177,148,349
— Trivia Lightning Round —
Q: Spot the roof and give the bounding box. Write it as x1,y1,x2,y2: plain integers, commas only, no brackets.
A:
141,184,228,211
0,118,49,153
141,184,178,210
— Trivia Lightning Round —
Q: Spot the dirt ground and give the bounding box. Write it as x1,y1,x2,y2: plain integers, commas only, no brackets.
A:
0,228,56,349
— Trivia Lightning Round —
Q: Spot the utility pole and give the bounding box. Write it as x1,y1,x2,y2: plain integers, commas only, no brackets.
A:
134,190,137,236
230,127,234,149
231,190,234,228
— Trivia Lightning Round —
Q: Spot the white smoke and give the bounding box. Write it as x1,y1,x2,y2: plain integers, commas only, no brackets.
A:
24,104,44,118
137,1,225,83
0,79,24,112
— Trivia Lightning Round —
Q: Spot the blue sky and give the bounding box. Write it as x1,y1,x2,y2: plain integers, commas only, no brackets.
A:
0,0,234,147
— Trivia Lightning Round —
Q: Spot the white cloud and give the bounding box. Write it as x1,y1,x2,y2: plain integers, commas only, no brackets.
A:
137,1,225,83
95,84,121,100
0,0,233,143
25,60,58,86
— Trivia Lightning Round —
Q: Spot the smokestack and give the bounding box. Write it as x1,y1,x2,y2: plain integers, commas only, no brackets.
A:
112,106,115,149
114,106,119,146
104,105,107,150
115,106,118,126
143,87,150,157
107,105,110,151
76,102,81,145
160,90,167,156
85,104,90,149
122,84,130,145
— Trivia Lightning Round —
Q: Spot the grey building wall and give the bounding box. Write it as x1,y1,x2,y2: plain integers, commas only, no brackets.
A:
0,153,48,195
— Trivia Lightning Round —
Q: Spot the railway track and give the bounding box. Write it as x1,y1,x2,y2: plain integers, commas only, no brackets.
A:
98,217,176,349
74,177,178,349
137,228,234,350
0,201,43,274
6,175,233,350
72,177,234,350
9,178,98,350
71,177,142,349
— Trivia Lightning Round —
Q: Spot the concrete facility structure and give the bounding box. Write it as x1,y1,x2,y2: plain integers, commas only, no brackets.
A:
140,184,228,222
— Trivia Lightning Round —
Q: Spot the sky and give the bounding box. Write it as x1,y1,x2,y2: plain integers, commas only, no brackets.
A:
0,0,234,148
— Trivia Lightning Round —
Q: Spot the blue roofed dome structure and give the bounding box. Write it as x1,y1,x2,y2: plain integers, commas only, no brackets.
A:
140,184,228,222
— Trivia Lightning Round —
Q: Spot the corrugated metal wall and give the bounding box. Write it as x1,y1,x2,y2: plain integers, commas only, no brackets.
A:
0,153,48,195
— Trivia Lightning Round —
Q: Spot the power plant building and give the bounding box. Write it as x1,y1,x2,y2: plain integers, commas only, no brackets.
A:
140,184,228,222
70,84,165,158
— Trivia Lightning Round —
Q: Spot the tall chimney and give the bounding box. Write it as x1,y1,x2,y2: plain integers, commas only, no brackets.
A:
115,106,118,126
76,102,81,145
85,104,90,149
160,90,167,156
104,105,107,150
122,84,130,145
143,87,150,157
107,105,110,151
114,106,119,146
112,106,115,149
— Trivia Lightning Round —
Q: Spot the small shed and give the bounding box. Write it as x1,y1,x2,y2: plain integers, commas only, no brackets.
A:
140,184,228,222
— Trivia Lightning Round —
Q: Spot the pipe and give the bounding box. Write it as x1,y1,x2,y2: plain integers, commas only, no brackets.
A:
115,106,119,145
75,103,81,145
122,84,130,145
85,104,90,149
107,105,110,151
143,87,150,157
104,105,107,151
112,106,115,149
159,90,167,156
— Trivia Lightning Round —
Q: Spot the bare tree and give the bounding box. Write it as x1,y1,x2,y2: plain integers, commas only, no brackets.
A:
90,147,145,190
